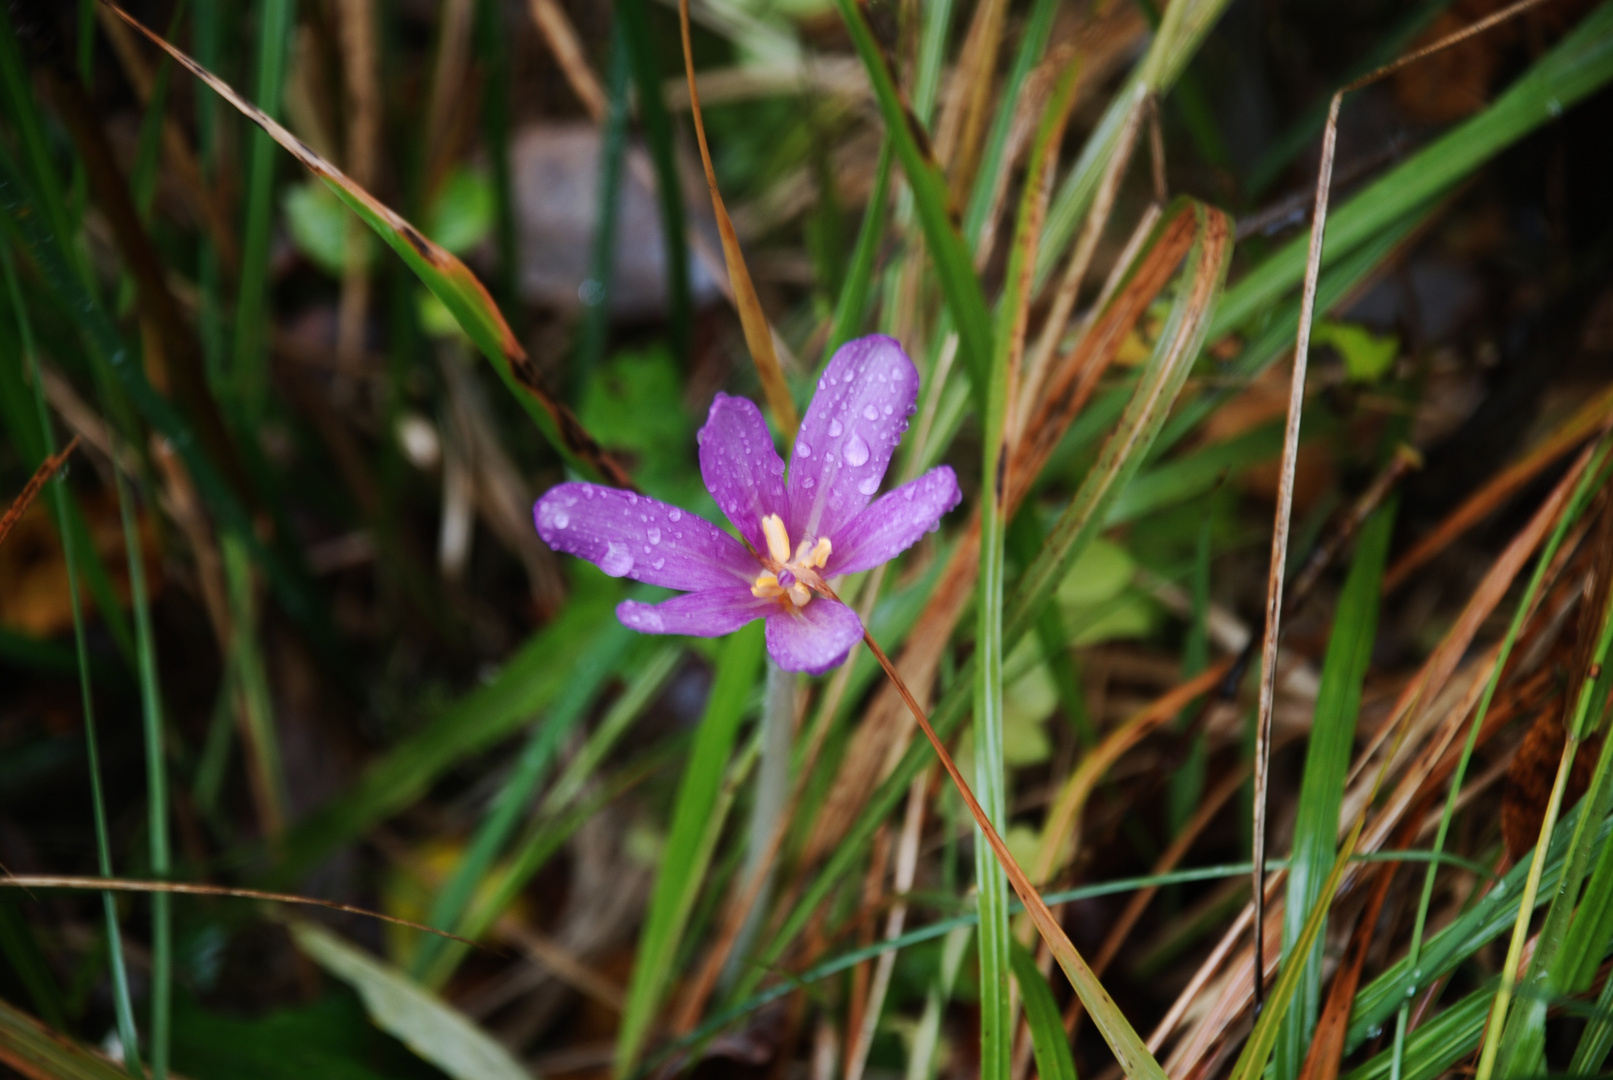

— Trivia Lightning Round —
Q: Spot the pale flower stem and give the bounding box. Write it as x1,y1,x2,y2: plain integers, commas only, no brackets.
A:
726,660,797,981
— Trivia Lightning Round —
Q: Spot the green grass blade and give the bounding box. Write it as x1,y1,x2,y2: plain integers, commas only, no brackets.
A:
830,0,994,402
0,995,136,1080
822,139,891,367
0,243,145,1079
1215,4,1613,336
1012,941,1080,1080
1274,501,1394,1080
617,0,690,363
412,622,634,984
230,0,294,422
616,622,765,1076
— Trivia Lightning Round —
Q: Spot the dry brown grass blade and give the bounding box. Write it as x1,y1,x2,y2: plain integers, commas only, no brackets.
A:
0,875,482,946
677,0,800,438
336,0,381,382
0,437,78,550
101,0,634,491
1384,382,1613,592
0,995,131,1080
1153,436,1604,1067
526,0,608,118
947,0,1009,200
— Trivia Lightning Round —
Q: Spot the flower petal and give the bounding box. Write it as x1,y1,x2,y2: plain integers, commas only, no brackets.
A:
828,466,963,577
617,588,772,637
698,393,788,553
787,335,918,546
534,483,757,591
765,599,863,674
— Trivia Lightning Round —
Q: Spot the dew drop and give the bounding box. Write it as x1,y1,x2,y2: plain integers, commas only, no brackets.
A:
829,419,843,437
863,404,879,421
883,404,893,415
652,557,665,570
648,528,662,544
640,611,665,631
600,542,634,577
844,434,870,467
669,509,682,522
549,508,570,529
903,486,916,501
858,476,880,496
643,545,651,554
803,477,815,489
797,441,813,459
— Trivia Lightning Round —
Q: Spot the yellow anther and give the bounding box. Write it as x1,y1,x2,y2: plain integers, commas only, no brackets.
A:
750,572,783,599
761,513,791,564
806,537,832,569
787,582,812,607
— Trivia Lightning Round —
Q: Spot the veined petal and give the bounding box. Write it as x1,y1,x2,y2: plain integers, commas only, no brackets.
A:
765,599,863,674
828,466,962,577
534,483,756,591
787,335,918,545
617,589,772,637
698,393,787,553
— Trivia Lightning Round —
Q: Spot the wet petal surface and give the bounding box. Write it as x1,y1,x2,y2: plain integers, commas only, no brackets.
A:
534,483,756,592
764,599,864,674
616,588,772,637
698,393,788,553
787,335,918,546
828,466,962,577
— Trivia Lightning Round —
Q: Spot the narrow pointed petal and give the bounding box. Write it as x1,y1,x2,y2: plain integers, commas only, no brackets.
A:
698,393,788,552
535,483,756,591
617,588,772,637
828,466,962,577
765,599,863,674
787,335,918,545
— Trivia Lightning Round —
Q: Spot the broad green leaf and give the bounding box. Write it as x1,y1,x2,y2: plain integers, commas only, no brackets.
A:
289,922,528,1080
1312,320,1399,383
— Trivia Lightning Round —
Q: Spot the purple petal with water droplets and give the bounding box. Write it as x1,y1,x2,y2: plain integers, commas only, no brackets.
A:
787,335,918,546
534,483,757,591
617,588,772,637
765,599,863,674
828,466,962,577
698,393,788,553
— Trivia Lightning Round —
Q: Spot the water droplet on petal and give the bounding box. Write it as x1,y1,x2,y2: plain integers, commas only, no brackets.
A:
858,476,879,496
652,557,665,570
803,477,815,489
863,405,879,421
549,508,570,529
669,509,682,522
903,486,915,501
648,528,661,544
829,419,843,437
601,542,634,577
797,441,813,459
883,404,893,415
844,434,870,467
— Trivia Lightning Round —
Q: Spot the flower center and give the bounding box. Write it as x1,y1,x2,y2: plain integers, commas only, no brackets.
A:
751,513,831,609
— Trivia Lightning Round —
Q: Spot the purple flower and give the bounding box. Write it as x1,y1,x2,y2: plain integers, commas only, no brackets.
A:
533,335,962,674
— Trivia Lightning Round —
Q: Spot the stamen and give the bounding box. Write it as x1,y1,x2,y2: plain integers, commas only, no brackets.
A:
806,537,832,569
761,513,791,564
788,582,812,607
750,572,783,599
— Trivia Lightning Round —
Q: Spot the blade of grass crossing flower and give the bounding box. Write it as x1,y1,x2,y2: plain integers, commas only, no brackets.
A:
101,0,635,489
231,0,293,422
616,623,765,1076
412,622,635,984
1274,502,1394,1080
1012,942,1080,1080
976,63,1080,1080
823,139,892,367
829,0,994,402
0,244,144,1079
674,0,797,439
1486,532,1613,1080
616,0,690,363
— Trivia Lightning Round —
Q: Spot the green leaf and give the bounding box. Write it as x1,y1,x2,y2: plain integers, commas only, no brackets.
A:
290,922,529,1080
285,180,373,276
1313,320,1399,383
1012,942,1080,1080
425,167,494,255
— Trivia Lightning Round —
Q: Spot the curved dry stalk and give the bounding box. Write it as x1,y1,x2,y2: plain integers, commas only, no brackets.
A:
854,622,1168,1080
676,0,800,438
0,875,483,946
